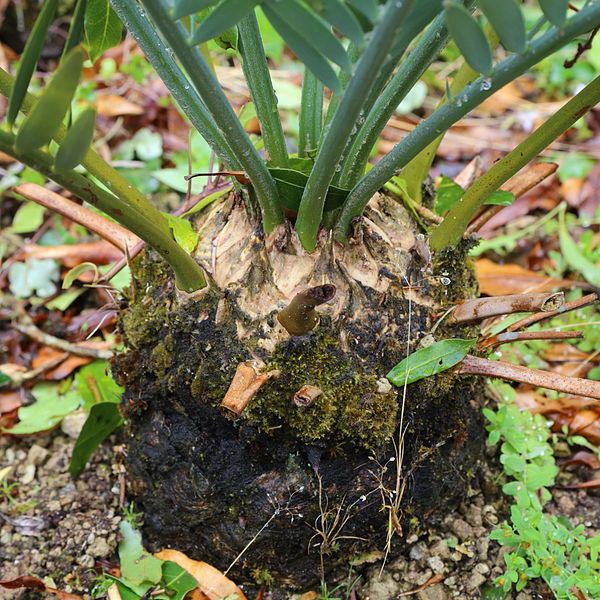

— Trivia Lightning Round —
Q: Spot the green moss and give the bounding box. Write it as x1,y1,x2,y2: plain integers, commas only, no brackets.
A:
245,332,398,451
432,238,479,305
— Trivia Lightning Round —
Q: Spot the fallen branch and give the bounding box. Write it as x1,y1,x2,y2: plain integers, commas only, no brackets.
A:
457,354,600,400
14,183,140,252
480,330,584,350
451,292,564,324
465,162,558,235
14,319,113,360
507,292,598,332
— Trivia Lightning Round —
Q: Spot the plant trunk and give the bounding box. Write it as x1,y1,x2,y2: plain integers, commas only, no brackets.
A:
112,191,485,591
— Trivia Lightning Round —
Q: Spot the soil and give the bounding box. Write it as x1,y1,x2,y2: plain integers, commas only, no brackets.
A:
2,427,598,599
0,425,123,599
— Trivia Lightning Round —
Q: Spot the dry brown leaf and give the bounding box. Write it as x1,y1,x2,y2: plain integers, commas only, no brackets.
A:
476,259,589,296
154,549,247,600
563,478,600,489
96,94,144,117
542,344,598,363
0,391,22,414
562,450,600,470
0,576,83,600
299,593,319,600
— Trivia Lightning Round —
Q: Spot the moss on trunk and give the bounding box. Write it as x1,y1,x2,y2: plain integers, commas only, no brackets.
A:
112,192,485,591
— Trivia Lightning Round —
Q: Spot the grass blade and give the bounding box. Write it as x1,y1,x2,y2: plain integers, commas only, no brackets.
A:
298,68,323,157
63,0,88,58
323,0,364,46
172,0,217,20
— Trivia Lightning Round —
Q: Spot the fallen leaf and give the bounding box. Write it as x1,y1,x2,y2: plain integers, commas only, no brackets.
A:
562,478,600,489
562,451,600,470
0,576,82,599
476,259,590,296
0,391,22,414
31,346,92,380
96,94,144,117
155,549,247,600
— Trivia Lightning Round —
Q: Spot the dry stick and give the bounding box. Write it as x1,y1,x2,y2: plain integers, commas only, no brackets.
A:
15,183,141,251
465,161,559,235
480,329,584,350
507,292,598,332
13,319,113,360
451,292,564,324
457,354,600,400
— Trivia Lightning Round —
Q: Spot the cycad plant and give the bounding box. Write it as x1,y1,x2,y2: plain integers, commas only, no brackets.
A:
2,0,600,589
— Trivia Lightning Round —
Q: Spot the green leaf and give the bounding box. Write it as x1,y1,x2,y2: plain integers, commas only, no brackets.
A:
118,521,163,586
347,0,377,22
162,561,198,600
478,0,526,54
435,176,464,214
485,190,514,206
63,0,88,58
15,47,85,154
55,108,96,170
181,186,230,217
262,5,340,93
10,201,46,234
0,372,11,388
386,338,476,386
266,0,351,71
3,383,80,434
69,402,123,477
75,361,123,411
62,261,99,289
191,0,262,45
268,167,349,212
445,4,493,75
539,0,569,28
164,215,199,254
322,0,364,46
84,0,123,63
8,258,60,298
558,208,600,287
7,0,58,125
172,0,219,20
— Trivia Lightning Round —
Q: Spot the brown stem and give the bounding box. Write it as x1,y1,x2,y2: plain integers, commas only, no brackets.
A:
277,284,336,336
15,183,141,251
480,330,584,350
507,292,598,332
451,292,564,324
457,354,600,399
465,162,558,235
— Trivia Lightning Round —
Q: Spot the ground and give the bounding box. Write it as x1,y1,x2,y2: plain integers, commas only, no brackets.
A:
1,427,598,599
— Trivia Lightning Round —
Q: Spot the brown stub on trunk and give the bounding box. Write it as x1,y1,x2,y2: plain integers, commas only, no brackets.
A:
221,361,280,417
277,284,336,335
293,384,323,407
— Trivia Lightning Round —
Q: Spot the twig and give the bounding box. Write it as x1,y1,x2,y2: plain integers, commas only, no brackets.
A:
465,162,558,235
14,183,140,252
2,355,68,388
480,329,584,350
507,292,598,332
564,26,599,69
220,361,279,417
456,354,600,399
14,319,113,359
451,292,564,324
